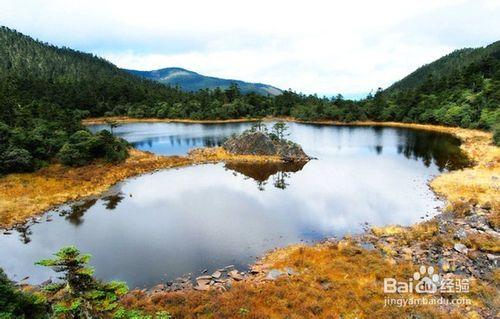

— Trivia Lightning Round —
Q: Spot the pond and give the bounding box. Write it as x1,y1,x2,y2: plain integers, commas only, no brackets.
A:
0,122,469,288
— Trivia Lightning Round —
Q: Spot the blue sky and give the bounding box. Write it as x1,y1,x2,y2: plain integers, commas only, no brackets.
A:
1,0,499,97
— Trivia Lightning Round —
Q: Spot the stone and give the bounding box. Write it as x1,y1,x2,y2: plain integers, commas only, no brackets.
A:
150,284,165,293
402,247,412,255
228,270,244,281
194,283,210,291
211,271,222,279
320,281,332,290
486,253,497,261
196,278,211,286
284,267,297,276
265,269,284,280
196,275,212,281
222,131,310,162
454,228,467,240
454,243,468,254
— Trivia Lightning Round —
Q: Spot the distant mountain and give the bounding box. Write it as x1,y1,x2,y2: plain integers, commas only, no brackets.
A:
386,40,500,93
125,67,282,96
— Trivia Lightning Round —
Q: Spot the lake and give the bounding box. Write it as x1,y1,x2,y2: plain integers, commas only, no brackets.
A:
0,122,469,288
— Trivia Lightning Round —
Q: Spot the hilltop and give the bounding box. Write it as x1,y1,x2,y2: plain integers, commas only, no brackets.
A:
125,67,282,96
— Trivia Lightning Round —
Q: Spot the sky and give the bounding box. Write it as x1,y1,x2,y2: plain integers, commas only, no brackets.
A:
1,0,499,98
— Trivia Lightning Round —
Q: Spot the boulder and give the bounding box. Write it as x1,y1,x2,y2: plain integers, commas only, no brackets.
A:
454,243,468,254
265,269,284,280
228,270,244,281
223,131,277,156
222,131,310,162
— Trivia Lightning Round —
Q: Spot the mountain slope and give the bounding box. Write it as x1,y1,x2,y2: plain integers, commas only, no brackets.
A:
125,67,282,96
0,26,185,115
387,41,500,93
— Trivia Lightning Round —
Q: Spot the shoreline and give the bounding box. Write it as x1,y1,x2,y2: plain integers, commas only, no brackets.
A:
2,118,496,230
2,118,498,316
0,147,283,229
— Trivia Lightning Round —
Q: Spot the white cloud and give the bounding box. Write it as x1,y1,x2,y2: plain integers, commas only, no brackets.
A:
1,0,499,95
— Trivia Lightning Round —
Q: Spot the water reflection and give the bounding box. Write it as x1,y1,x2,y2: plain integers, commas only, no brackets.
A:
59,199,98,226
224,161,307,190
102,193,125,210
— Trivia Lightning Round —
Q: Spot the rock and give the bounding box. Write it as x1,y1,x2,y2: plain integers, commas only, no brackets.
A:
265,269,284,280
228,270,244,281
402,247,412,255
196,275,212,281
486,253,498,261
194,283,210,291
454,228,467,240
284,267,297,276
320,281,332,290
211,271,222,279
150,284,165,293
454,243,468,254
222,131,310,162
196,278,211,286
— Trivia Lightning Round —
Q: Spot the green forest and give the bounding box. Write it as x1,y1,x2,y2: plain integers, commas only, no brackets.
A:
0,26,499,174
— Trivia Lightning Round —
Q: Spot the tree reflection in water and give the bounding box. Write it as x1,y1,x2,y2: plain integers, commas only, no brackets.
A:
224,161,307,190
394,129,471,171
102,193,125,210
59,199,98,226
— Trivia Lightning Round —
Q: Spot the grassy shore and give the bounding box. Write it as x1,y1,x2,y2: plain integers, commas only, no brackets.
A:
1,118,498,318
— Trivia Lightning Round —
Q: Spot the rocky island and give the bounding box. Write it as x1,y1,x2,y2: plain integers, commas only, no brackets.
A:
222,122,311,162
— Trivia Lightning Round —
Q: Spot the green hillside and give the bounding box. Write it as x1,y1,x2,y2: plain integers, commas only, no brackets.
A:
387,41,500,93
0,25,498,175
126,67,282,96
363,41,500,133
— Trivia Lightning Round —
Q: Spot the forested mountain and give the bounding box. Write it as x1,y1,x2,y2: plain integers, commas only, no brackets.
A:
125,67,282,96
0,25,498,175
362,41,500,132
387,41,500,93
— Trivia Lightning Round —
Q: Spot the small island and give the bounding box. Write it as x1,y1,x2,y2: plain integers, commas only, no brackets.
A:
222,121,311,162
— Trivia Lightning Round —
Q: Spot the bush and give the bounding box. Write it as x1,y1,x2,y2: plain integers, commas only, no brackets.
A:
58,130,129,166
0,268,48,319
94,130,129,163
57,131,96,166
0,147,34,173
493,125,500,146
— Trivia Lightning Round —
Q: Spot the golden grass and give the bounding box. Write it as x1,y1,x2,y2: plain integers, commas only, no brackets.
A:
122,242,471,318
0,147,283,228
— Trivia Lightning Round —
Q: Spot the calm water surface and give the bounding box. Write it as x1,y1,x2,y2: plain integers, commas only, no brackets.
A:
1,122,469,287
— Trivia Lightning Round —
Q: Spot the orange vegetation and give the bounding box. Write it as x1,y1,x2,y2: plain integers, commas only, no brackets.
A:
122,241,480,318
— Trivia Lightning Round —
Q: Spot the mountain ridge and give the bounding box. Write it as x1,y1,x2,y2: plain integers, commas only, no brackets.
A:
124,67,282,96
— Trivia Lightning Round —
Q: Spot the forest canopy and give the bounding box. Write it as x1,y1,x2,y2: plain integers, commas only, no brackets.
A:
0,26,499,174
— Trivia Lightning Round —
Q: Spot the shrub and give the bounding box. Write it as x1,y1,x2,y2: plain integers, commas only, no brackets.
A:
0,268,48,319
58,130,129,166
36,246,129,318
0,147,34,173
493,125,500,146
